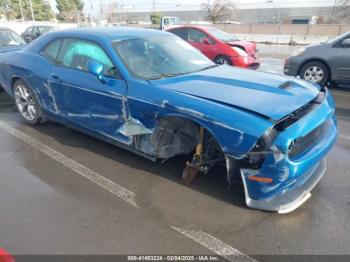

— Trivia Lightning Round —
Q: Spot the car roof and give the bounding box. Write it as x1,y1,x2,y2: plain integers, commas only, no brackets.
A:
0,27,16,32
52,27,168,40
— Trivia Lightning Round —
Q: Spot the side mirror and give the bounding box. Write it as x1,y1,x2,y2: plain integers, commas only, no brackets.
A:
203,37,211,45
87,59,105,83
342,38,350,48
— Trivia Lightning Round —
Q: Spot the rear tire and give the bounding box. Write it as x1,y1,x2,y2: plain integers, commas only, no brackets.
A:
13,79,46,125
300,61,329,86
214,55,232,65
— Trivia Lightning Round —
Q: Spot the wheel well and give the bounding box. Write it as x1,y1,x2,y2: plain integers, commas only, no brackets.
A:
135,116,224,160
214,54,229,60
214,55,232,65
10,76,21,91
298,59,331,79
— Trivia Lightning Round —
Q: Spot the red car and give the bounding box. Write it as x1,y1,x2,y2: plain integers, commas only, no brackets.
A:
0,249,14,262
167,25,260,69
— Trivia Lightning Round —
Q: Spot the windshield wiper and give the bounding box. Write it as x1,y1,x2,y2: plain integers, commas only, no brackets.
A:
146,72,188,80
198,64,220,72
146,65,219,80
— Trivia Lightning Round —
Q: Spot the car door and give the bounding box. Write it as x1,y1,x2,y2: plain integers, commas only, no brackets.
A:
49,38,127,139
188,28,215,60
332,36,350,82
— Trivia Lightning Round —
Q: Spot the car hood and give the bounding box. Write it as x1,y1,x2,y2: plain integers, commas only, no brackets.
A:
226,41,256,56
0,45,24,53
152,65,319,121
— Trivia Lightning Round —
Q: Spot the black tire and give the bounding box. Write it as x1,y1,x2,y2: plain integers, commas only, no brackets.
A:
300,61,329,86
214,55,232,65
13,79,46,125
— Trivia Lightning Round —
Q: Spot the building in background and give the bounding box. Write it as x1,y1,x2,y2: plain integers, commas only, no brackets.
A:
105,1,348,25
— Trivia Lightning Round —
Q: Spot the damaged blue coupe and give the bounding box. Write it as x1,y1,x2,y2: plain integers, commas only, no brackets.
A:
0,28,337,213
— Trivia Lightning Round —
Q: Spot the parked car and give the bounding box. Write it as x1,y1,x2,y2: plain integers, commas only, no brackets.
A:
21,25,56,43
167,25,260,69
0,27,26,92
284,31,350,87
0,248,15,262
0,27,25,49
160,16,182,30
0,28,337,213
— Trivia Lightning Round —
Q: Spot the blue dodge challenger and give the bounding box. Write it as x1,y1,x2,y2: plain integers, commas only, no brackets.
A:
0,28,337,213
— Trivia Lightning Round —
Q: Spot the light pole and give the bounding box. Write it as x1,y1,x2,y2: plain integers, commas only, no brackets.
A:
100,0,103,23
121,5,134,24
28,0,35,23
90,0,93,23
18,0,24,22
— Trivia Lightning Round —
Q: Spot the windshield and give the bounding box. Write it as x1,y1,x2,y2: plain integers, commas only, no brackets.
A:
326,32,350,44
206,28,239,42
167,17,181,25
0,31,25,46
39,26,55,34
113,35,215,79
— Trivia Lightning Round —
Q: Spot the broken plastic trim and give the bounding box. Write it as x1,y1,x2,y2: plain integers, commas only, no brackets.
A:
244,89,327,170
117,117,152,137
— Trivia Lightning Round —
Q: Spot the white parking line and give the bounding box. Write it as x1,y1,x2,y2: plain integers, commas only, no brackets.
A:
172,227,257,262
0,119,258,259
0,120,139,208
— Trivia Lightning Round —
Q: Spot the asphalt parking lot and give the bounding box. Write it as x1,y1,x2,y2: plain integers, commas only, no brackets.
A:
0,48,349,260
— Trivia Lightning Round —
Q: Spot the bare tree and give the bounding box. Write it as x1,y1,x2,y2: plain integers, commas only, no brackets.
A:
337,0,350,23
201,0,236,23
329,0,350,24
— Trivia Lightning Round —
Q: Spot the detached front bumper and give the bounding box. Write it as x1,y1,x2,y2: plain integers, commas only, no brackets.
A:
239,89,337,213
241,159,326,213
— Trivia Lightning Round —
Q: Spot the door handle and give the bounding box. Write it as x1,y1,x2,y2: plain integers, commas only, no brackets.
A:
51,74,59,80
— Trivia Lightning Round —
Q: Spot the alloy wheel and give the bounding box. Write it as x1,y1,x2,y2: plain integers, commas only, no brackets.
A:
304,66,324,83
216,58,228,65
14,84,37,121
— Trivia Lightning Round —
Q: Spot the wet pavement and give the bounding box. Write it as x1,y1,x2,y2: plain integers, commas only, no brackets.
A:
0,56,349,259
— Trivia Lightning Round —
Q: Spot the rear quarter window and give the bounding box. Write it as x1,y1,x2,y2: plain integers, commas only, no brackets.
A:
40,39,62,63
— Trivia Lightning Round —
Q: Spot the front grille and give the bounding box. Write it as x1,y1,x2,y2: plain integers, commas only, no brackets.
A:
288,119,331,159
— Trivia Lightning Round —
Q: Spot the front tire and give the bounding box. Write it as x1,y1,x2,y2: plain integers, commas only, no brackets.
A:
13,80,46,125
214,55,232,65
300,61,329,86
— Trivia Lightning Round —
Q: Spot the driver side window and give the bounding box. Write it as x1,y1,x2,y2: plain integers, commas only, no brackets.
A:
58,38,119,78
188,29,208,44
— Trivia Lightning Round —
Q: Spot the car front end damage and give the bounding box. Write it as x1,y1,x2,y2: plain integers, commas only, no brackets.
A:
229,87,337,213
